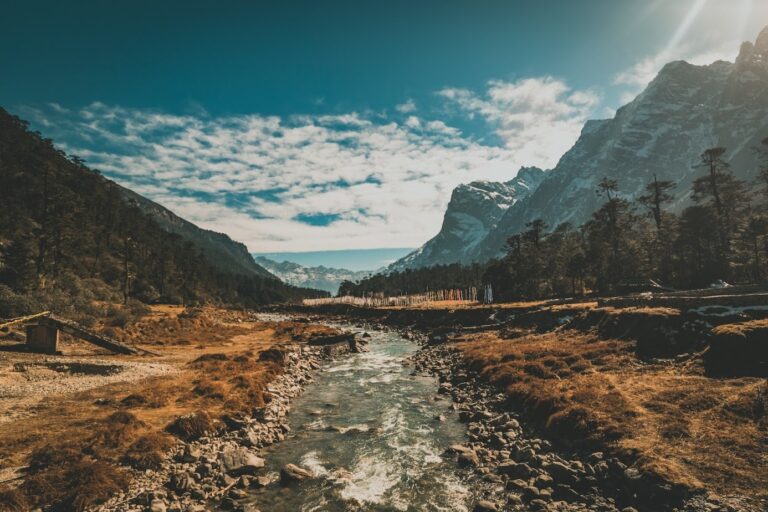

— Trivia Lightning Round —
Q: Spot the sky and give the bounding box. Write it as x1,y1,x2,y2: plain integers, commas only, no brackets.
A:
3,0,766,268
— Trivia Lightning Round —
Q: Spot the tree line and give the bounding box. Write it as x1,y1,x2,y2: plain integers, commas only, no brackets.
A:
341,142,768,302
0,109,325,319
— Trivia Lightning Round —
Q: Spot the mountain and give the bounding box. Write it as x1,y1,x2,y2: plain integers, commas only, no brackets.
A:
398,26,768,269
0,107,325,314
119,187,276,280
390,167,545,270
254,256,372,295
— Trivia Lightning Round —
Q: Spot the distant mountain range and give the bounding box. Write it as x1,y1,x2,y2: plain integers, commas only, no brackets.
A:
392,26,768,270
254,256,372,294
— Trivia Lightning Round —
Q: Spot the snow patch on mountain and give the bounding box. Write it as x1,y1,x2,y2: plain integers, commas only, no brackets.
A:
253,256,372,295
389,167,546,270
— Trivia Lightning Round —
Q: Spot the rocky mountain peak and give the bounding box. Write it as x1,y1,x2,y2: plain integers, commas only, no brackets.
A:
393,30,768,270
737,25,768,67
755,25,768,54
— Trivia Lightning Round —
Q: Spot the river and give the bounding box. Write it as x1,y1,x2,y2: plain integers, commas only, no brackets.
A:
244,326,475,511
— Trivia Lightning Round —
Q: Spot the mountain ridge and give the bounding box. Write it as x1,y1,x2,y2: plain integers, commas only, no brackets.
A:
119,186,277,280
254,256,371,295
393,27,768,269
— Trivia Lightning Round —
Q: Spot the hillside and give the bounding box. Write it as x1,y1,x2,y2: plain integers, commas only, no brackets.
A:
0,107,325,319
120,187,276,280
254,256,371,295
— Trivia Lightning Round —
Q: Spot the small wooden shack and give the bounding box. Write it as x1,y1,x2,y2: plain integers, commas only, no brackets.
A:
1,311,141,355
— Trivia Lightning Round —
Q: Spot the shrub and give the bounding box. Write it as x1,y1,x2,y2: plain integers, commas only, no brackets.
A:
166,411,216,441
122,433,175,470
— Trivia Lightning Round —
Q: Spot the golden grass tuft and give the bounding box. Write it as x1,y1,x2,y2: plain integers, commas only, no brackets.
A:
122,432,176,470
166,410,217,441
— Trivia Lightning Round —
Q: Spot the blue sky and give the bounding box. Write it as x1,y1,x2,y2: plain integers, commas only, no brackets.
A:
3,0,766,267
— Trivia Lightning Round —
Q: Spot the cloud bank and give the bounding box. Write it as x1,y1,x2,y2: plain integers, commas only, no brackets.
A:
23,77,599,252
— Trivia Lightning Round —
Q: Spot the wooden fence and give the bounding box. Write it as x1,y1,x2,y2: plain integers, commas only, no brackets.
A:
303,285,493,307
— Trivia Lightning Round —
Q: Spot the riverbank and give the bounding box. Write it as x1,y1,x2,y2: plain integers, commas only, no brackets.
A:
0,307,362,512
283,300,768,512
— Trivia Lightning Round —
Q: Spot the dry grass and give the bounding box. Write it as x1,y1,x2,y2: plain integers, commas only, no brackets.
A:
707,318,768,376
122,432,176,470
455,329,768,498
0,306,337,511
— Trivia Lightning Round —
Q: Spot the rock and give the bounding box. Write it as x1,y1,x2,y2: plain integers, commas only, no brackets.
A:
588,451,604,463
250,475,275,488
522,486,541,500
458,451,480,467
473,500,499,512
150,500,167,512
180,445,201,463
219,447,265,476
498,462,534,478
228,487,248,499
543,461,577,484
517,446,535,462
280,463,314,485
507,478,528,490
168,472,194,492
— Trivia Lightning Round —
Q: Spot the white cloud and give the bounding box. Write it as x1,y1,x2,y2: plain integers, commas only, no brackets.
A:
437,77,600,166
395,99,417,113
32,78,599,252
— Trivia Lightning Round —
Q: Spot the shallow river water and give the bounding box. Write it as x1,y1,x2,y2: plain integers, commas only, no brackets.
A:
247,327,474,511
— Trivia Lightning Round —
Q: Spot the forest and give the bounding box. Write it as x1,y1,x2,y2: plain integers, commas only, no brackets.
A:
0,109,326,323
341,143,768,302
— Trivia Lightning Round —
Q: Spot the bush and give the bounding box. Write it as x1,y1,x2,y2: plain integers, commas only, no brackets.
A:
166,411,216,441
0,284,38,318
122,433,175,470
106,306,132,328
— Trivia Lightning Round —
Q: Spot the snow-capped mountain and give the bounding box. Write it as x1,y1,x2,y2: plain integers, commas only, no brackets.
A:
253,256,372,295
389,167,545,270
395,26,768,269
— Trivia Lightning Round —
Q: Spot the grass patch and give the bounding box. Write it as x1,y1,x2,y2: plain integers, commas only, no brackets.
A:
455,329,768,497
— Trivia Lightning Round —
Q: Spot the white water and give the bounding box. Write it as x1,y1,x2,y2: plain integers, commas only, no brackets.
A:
243,328,473,511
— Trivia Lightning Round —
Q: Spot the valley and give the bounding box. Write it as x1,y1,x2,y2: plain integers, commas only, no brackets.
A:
2,6,768,512
1,299,765,512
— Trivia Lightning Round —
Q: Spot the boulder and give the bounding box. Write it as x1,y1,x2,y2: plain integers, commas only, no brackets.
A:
458,451,480,467
219,447,265,476
280,463,314,485
473,500,499,512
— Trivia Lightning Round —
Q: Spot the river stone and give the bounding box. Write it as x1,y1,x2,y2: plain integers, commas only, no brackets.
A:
280,463,314,485
458,451,480,467
168,471,194,492
543,461,577,483
498,462,534,478
181,445,201,463
219,447,265,476
150,500,167,512
473,500,499,512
